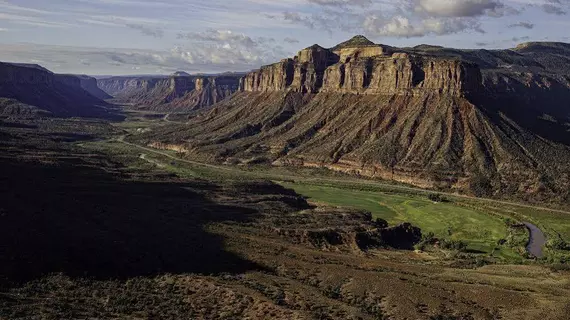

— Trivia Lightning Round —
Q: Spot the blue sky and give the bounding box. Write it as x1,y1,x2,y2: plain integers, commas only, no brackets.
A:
0,0,568,75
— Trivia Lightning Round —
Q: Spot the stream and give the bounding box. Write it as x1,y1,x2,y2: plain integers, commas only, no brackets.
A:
523,222,546,258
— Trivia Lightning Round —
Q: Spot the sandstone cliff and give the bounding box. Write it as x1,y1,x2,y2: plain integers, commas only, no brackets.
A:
240,38,481,97
0,62,114,118
97,73,241,112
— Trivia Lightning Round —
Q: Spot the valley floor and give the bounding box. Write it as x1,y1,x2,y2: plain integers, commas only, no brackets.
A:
1,115,570,319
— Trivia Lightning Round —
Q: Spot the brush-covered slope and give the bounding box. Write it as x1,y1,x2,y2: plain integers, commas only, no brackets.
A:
136,37,570,202
0,62,115,118
97,73,241,112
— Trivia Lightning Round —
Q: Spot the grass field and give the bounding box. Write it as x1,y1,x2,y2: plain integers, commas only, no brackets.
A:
279,182,519,258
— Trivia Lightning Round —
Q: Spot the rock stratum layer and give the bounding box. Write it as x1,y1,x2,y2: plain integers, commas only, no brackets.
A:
240,46,480,97
97,73,241,112
0,62,115,118
135,37,570,203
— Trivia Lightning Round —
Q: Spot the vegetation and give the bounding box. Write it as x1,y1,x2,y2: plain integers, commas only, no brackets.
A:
2,116,570,319
279,183,520,259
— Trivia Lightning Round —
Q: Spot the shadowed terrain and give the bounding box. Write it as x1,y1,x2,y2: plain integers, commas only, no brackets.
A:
1,119,570,319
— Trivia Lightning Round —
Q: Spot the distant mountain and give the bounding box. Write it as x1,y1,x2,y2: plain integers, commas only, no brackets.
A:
0,62,118,118
97,73,241,112
171,71,191,77
136,36,570,203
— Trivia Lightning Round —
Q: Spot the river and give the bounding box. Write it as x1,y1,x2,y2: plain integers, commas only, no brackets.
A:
523,222,546,258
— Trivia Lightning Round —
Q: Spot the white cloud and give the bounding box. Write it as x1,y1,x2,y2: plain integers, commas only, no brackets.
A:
0,38,287,75
414,0,504,17
364,15,482,37
126,24,164,38
0,0,569,74
0,12,72,28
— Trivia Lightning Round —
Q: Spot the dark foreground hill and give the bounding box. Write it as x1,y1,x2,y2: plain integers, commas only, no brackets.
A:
0,62,118,119
134,37,570,203
97,72,242,112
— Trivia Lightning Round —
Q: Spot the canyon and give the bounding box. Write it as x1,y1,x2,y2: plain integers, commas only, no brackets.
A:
2,35,570,319
136,36,570,202
97,72,242,112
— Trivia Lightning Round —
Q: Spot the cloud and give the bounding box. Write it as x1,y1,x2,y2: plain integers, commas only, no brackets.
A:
282,12,315,29
542,3,567,14
508,21,534,29
0,37,289,75
1,0,569,75
284,37,300,44
176,29,288,68
306,0,371,7
0,12,71,28
126,24,164,38
275,0,523,39
364,15,483,37
511,35,530,42
414,0,505,17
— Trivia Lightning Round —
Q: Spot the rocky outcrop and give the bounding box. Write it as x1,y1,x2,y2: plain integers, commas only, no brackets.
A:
266,207,421,252
240,37,481,97
0,62,114,118
97,73,241,112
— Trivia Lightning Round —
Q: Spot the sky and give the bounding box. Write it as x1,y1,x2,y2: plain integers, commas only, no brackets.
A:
0,0,569,75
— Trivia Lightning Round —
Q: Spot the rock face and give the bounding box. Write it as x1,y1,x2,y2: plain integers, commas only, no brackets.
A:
137,37,570,203
96,76,167,97
0,62,114,118
97,74,241,112
240,39,480,97
76,75,112,100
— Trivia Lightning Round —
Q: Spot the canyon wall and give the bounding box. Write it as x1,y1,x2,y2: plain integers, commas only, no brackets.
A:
97,74,241,111
97,76,167,97
0,62,114,118
0,63,53,85
76,75,112,100
240,45,482,97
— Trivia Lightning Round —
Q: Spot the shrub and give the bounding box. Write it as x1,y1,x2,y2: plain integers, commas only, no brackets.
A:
414,232,437,251
440,239,468,252
469,174,493,197
427,193,448,202
374,217,388,228
547,238,570,251
550,263,570,272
